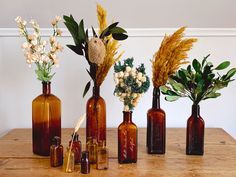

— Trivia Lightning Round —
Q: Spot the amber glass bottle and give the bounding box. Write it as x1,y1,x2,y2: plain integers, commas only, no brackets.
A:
118,111,137,164
186,104,205,155
96,140,109,170
86,137,98,164
32,82,61,156
147,87,166,154
50,136,63,167
69,133,82,164
86,85,106,144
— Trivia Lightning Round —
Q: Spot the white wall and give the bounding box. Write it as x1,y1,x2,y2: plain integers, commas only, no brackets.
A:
1,0,236,28
0,28,236,139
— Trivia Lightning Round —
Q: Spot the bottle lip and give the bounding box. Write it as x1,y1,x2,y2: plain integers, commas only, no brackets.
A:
81,151,89,159
52,136,61,145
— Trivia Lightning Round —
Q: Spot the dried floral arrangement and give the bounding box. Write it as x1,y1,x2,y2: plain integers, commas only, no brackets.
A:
161,55,236,104
64,4,128,96
114,58,150,111
152,27,197,88
15,16,63,82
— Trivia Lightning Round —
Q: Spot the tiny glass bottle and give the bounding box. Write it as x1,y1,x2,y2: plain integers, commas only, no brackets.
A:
63,147,75,173
86,137,97,164
96,140,109,170
50,136,63,167
69,132,82,164
81,151,90,174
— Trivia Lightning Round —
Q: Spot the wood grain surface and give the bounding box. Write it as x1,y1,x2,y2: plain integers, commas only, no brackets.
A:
0,128,235,177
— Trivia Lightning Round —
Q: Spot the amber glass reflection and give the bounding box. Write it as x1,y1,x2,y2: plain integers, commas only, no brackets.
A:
86,85,106,144
32,82,61,156
186,104,204,155
118,111,137,164
147,87,166,154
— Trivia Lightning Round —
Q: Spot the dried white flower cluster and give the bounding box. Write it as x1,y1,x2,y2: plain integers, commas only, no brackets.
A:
15,16,63,82
88,37,106,65
114,58,150,112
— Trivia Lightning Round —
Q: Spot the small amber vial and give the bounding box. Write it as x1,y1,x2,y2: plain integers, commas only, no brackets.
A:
50,136,63,167
86,137,97,164
69,132,82,164
63,147,75,173
81,151,90,174
96,141,109,170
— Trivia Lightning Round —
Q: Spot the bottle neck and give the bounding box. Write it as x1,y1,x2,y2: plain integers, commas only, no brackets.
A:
93,85,100,97
42,82,51,95
152,87,160,109
192,104,200,118
123,111,132,123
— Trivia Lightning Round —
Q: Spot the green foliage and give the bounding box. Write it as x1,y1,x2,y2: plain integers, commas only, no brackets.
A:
161,55,236,104
35,63,55,82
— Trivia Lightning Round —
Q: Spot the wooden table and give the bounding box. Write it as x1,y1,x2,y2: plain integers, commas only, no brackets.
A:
0,128,236,177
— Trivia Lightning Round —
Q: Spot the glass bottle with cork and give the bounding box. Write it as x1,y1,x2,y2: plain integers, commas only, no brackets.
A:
50,136,63,167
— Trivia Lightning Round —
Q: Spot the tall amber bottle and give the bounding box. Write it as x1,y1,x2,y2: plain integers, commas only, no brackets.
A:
86,85,106,144
147,87,166,154
32,82,61,156
186,104,204,155
118,111,137,164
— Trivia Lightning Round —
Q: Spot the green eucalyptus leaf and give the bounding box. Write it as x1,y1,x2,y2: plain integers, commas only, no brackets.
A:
78,20,86,43
83,81,91,97
165,95,180,102
169,78,185,93
160,85,169,94
215,61,230,70
202,54,210,66
192,59,201,72
112,33,128,40
66,45,83,55
166,90,179,96
203,92,221,100
110,27,127,34
225,68,236,80
178,70,187,84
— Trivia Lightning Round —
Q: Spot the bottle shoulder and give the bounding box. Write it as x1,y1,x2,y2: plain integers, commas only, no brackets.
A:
33,93,61,103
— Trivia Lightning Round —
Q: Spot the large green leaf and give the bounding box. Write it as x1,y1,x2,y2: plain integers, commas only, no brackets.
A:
110,27,127,34
165,95,180,102
225,68,236,80
215,61,230,70
203,92,221,100
83,81,91,97
192,59,201,72
112,33,128,40
78,20,86,43
169,78,185,93
66,45,83,55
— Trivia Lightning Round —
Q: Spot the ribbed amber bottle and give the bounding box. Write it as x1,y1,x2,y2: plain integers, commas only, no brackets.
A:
186,104,204,155
32,82,61,156
147,87,166,154
86,85,106,144
118,111,137,164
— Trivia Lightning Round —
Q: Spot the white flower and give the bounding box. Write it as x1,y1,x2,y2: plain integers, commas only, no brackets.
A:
114,73,119,78
124,71,129,78
119,97,124,102
118,71,124,78
55,16,61,22
114,78,119,85
50,36,56,43
15,16,22,23
120,83,124,87
124,105,130,112
131,68,136,73
121,93,126,98
141,76,147,82
21,42,29,49
137,72,143,80
132,93,137,98
131,71,136,77
126,66,131,73
137,81,142,87
56,29,62,36
31,39,37,46
42,40,47,46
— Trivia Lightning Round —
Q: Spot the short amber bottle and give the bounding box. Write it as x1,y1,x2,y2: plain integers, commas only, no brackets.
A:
81,151,90,174
86,137,97,164
118,111,137,164
32,82,61,156
96,141,109,170
69,133,82,164
186,104,205,155
50,136,63,167
86,85,106,145
147,87,166,154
